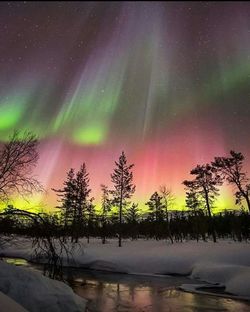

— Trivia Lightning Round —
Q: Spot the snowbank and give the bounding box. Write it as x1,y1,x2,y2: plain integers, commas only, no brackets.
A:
0,260,86,312
191,262,250,297
0,291,28,312
2,237,250,299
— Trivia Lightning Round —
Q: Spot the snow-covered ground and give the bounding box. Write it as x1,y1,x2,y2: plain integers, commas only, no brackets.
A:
1,237,250,299
0,291,28,312
0,260,86,312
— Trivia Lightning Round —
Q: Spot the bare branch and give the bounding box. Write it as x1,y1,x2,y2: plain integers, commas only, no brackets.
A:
0,131,43,202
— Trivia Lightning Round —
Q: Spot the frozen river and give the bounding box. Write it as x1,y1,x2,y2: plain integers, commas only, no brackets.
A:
67,268,250,312
5,257,250,312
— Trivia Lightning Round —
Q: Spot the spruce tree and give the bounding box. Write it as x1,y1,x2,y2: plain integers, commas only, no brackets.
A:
52,168,76,231
74,163,92,243
126,203,139,223
125,203,140,240
146,192,165,240
185,187,201,242
110,151,135,247
53,163,93,243
146,192,164,222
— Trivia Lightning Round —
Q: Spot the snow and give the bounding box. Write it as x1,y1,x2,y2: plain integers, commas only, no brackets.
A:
2,237,250,299
0,260,86,312
0,291,28,312
191,262,250,297
179,282,250,301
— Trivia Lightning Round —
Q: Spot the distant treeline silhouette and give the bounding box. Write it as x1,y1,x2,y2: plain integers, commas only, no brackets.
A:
1,205,250,244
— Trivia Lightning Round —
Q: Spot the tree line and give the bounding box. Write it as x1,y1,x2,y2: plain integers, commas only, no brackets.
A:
0,131,250,247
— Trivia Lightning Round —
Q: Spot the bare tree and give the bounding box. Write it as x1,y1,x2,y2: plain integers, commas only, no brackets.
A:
159,185,175,243
0,207,78,280
212,151,250,212
0,131,42,202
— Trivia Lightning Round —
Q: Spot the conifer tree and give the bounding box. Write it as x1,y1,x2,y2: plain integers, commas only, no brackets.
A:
126,203,139,223
125,203,140,240
53,163,93,243
183,164,222,242
110,151,135,247
185,186,201,241
146,192,164,222
52,168,76,230
74,163,92,242
146,192,165,240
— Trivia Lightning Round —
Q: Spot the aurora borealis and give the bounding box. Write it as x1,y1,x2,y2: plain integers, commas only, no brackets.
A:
0,1,250,211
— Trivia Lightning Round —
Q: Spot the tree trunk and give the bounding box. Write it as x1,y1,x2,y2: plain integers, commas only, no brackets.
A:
118,185,123,247
204,189,216,243
194,210,199,242
165,210,173,244
102,221,106,244
118,200,122,247
245,195,250,213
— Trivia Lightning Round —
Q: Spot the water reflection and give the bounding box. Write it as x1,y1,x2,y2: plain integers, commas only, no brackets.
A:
67,269,250,312
3,258,250,312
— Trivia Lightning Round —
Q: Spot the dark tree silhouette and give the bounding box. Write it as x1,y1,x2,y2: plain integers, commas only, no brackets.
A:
159,185,174,243
185,188,199,211
146,192,165,240
0,207,77,280
86,200,95,244
100,184,111,244
185,185,202,241
1,206,250,246
74,163,93,243
126,203,139,223
53,163,93,242
183,164,222,242
125,203,140,240
0,131,42,202
110,151,135,247
212,151,250,212
52,168,76,230
146,192,164,222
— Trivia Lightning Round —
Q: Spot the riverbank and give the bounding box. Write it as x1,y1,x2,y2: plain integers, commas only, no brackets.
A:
0,260,86,312
4,258,250,312
1,237,250,299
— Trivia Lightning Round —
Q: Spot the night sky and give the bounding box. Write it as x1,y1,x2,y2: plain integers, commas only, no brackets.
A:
0,1,250,210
